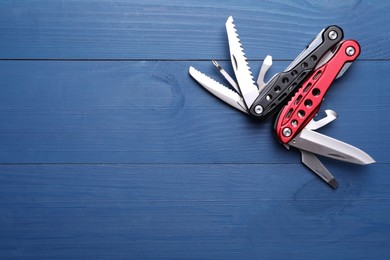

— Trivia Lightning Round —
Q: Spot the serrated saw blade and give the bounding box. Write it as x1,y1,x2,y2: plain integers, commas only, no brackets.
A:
189,66,248,114
225,16,258,109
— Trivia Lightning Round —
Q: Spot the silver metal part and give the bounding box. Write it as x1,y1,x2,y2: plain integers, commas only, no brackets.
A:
189,66,248,114
254,105,263,114
315,42,355,77
336,62,353,79
300,150,339,189
306,109,337,130
282,127,292,137
328,30,338,40
225,16,258,108
314,48,334,70
212,60,240,93
289,128,376,165
346,46,355,56
256,55,273,93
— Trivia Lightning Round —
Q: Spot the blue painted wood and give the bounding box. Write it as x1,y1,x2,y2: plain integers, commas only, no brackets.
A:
0,164,389,258
0,60,386,163
0,0,389,59
0,0,389,258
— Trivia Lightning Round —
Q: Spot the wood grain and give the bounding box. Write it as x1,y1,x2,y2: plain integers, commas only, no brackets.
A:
0,0,389,59
0,60,386,163
0,0,389,258
0,164,389,258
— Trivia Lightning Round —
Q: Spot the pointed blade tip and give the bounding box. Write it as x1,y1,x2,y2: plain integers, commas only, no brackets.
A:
364,156,376,165
293,128,376,165
355,152,375,165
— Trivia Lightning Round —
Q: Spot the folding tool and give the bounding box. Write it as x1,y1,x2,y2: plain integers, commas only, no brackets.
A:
274,39,375,188
189,16,343,119
188,16,375,188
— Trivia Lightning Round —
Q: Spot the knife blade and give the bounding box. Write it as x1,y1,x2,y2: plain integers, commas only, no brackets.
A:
289,128,375,165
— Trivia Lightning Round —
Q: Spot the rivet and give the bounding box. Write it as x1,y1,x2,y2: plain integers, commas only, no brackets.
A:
328,30,338,40
346,46,355,56
282,127,292,137
254,105,263,114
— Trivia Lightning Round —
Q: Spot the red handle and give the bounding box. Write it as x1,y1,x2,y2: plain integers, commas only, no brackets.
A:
275,39,360,144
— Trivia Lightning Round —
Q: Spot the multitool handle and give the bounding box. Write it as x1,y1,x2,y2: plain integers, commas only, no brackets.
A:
275,39,361,144
249,25,344,119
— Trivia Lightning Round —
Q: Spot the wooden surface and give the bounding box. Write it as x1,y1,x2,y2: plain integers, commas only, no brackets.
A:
0,0,389,258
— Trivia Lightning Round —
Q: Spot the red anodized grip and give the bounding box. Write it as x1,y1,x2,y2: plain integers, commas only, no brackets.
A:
275,39,360,144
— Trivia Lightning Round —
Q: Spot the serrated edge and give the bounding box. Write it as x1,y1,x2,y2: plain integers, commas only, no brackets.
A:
188,66,248,113
225,16,258,107
226,16,255,84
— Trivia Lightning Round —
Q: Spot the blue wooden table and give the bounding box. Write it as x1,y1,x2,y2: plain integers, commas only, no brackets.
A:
1,1,389,258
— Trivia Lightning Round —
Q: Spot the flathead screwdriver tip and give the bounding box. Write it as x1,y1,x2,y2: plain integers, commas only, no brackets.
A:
329,178,339,189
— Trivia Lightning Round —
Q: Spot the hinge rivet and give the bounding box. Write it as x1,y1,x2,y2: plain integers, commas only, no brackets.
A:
328,30,338,40
282,127,292,137
254,105,263,114
346,46,355,56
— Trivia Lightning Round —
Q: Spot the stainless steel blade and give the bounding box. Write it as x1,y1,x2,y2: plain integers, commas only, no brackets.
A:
289,128,375,165
189,66,248,114
256,55,272,93
336,62,352,79
313,41,353,73
225,16,258,108
313,47,335,70
300,150,339,189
